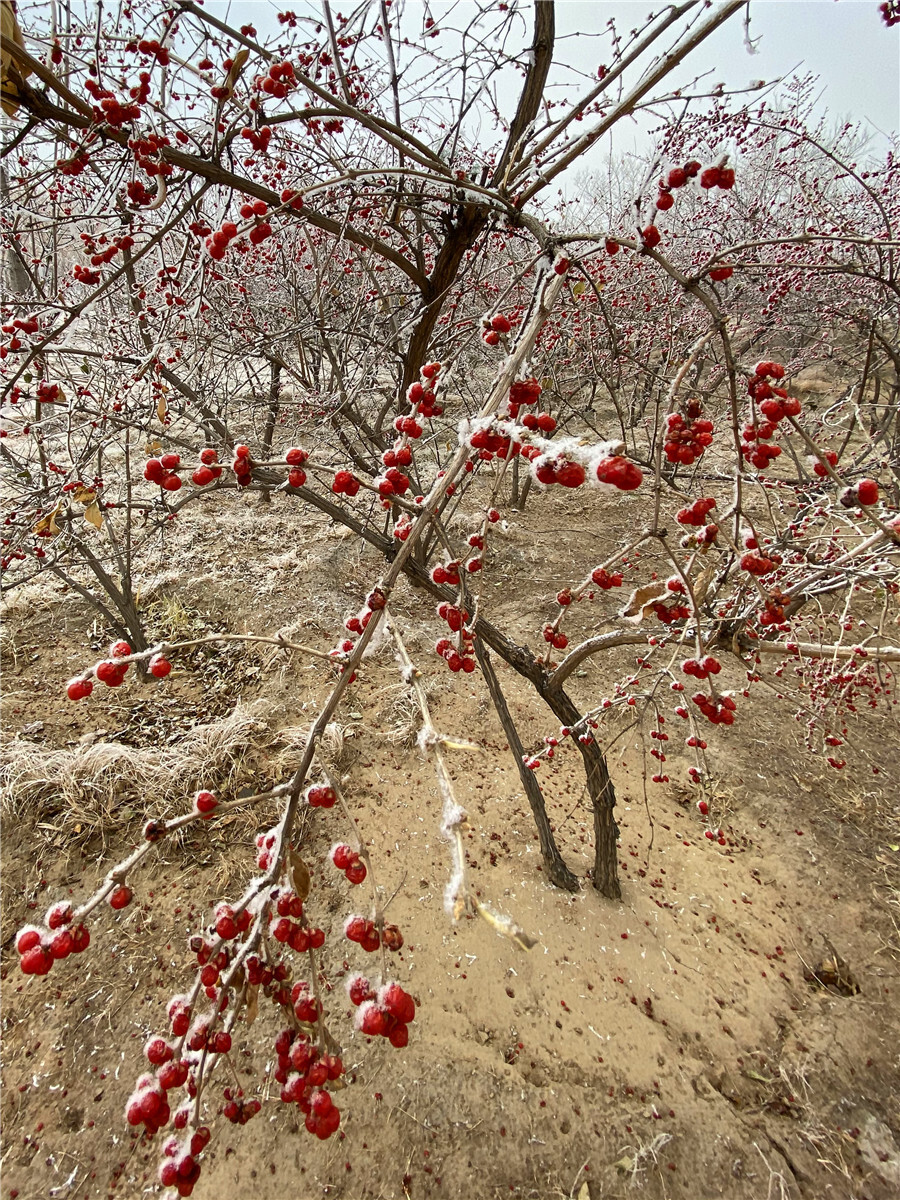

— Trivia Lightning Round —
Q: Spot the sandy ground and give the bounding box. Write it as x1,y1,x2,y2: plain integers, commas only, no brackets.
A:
2,483,899,1200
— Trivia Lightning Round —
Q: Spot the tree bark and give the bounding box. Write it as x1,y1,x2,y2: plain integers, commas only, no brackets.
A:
473,638,579,891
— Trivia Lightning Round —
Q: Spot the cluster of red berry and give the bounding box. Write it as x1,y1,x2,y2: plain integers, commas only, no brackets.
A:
128,132,173,178
407,361,444,417
69,641,170,700
0,314,40,356
15,902,90,976
595,454,643,489
506,377,542,414
351,979,417,1048
237,199,273,245
741,362,797,469
84,77,143,127
344,913,383,952
306,783,337,808
79,230,135,267
331,843,367,884
275,1029,343,1139
651,599,690,624
255,60,297,98
533,454,585,487
72,263,101,284
241,125,272,153
375,466,411,496
191,447,224,487
434,600,476,672
135,37,170,64
482,312,513,346
332,468,361,496
664,408,714,466
591,566,623,589
470,421,522,462
543,623,568,650
692,691,737,725
759,590,789,627
676,495,716,526
740,534,782,576
682,655,721,679
145,452,183,491
157,1127,211,1196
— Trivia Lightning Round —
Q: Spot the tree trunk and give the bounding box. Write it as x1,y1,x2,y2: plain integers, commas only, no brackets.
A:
473,638,579,891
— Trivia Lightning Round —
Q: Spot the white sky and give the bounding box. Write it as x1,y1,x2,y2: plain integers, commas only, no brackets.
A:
208,1,899,156
555,0,899,153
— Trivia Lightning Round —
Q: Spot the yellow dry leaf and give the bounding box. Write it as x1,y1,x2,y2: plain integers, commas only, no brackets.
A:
83,501,103,530
1,1,30,117
244,984,259,1026
692,564,716,607
33,501,62,536
620,582,667,623
71,486,96,505
223,47,250,97
157,395,168,422
572,280,586,296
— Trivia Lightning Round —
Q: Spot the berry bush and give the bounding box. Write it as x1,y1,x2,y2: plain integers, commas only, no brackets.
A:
2,1,899,1194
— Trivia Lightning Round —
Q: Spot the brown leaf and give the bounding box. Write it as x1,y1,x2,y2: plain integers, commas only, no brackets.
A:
33,501,62,536
223,47,250,97
288,849,311,904
244,983,259,1026
156,395,168,423
620,582,667,624
71,486,96,505
83,501,103,530
1,2,30,117
692,564,716,607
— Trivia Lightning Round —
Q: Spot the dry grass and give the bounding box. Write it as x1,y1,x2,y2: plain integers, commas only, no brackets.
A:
0,703,270,838
376,676,442,747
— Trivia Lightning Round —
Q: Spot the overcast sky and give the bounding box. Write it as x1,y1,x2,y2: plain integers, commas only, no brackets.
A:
556,0,899,152
209,1,899,154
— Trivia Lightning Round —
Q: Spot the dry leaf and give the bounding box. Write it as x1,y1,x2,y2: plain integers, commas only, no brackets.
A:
613,1155,635,1175
223,47,250,97
71,485,96,505
145,440,162,454
692,564,716,607
83,501,103,530
576,1184,590,1200
33,501,62,536
571,280,586,296
620,582,667,623
288,849,311,904
245,983,259,1026
156,395,168,422
1,1,30,117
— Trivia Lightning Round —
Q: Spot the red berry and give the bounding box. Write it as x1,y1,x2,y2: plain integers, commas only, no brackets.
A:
109,885,133,910
149,655,172,678
20,946,53,975
16,928,42,954
856,479,879,506
66,677,93,701
345,861,367,885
